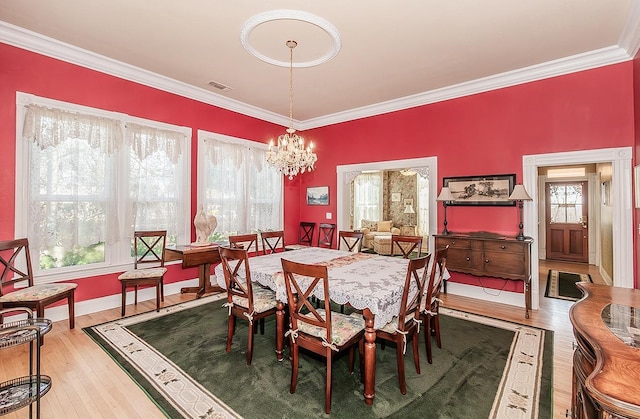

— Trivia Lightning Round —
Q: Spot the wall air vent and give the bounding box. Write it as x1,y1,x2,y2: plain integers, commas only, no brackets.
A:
207,80,232,91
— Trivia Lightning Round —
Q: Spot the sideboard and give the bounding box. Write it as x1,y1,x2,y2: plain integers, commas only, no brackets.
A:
570,283,640,418
434,232,533,318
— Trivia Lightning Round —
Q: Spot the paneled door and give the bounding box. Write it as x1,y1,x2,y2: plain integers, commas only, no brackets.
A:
545,181,588,263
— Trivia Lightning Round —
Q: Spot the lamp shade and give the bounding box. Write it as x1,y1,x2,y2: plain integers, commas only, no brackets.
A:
436,187,455,201
508,184,532,201
403,204,415,214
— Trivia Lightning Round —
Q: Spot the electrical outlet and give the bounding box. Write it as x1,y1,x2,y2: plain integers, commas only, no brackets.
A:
326,212,332,219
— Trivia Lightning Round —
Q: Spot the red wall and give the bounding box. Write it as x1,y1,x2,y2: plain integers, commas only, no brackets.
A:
0,42,298,302
299,63,636,289
1,42,637,303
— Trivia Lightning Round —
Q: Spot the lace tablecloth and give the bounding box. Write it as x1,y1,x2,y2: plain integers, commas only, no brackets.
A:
214,247,423,329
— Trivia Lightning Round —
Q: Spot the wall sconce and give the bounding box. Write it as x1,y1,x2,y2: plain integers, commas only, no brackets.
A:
436,187,455,235
508,184,533,241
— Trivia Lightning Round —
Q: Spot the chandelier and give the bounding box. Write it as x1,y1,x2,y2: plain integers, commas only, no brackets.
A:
266,40,317,180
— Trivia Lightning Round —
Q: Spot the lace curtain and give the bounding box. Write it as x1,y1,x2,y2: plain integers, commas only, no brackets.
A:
23,104,123,153
199,136,282,237
124,123,188,239
353,172,383,229
23,105,122,254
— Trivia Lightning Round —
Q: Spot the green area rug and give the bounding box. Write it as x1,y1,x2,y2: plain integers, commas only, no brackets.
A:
84,295,552,418
545,270,592,301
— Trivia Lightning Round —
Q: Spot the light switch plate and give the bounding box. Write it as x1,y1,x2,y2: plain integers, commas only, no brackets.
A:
326,212,332,219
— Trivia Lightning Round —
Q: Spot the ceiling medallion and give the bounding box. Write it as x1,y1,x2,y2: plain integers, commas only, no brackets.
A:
240,10,341,68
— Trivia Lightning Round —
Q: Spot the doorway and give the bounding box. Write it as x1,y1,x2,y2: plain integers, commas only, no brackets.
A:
545,181,589,263
522,147,633,313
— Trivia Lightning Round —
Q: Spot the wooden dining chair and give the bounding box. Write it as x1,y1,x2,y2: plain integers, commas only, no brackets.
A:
422,245,449,364
218,246,277,365
261,231,285,255
376,254,430,394
0,238,78,329
228,233,259,256
317,223,336,249
338,231,364,253
118,230,167,317
391,235,423,259
281,258,365,414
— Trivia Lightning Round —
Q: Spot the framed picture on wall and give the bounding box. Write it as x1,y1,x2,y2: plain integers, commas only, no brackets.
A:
307,186,329,205
443,174,516,206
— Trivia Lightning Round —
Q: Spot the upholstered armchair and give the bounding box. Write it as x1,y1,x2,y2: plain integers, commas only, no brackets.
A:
361,220,400,248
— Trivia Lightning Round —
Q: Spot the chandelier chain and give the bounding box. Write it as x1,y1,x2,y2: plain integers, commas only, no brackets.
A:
289,44,294,128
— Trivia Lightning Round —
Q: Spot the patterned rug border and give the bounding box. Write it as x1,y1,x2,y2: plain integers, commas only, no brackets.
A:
85,298,550,419
545,269,592,301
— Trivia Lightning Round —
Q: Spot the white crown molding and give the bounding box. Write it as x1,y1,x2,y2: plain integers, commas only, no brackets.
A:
300,45,631,130
0,19,635,131
619,0,640,57
0,21,290,128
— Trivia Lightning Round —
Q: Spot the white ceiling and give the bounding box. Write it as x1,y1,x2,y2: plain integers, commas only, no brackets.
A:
1,1,639,129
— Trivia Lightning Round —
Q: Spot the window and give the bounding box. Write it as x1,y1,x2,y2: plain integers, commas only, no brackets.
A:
197,130,282,240
353,172,382,228
16,93,191,282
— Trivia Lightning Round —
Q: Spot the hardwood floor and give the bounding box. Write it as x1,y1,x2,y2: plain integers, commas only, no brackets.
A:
0,260,602,418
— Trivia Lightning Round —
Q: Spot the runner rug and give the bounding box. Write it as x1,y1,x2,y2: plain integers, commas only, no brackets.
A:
84,294,552,418
545,269,592,301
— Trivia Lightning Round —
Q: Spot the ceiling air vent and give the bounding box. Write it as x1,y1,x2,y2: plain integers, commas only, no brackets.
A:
207,80,232,91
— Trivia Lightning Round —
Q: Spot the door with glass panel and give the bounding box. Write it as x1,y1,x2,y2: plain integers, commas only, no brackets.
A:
545,182,588,262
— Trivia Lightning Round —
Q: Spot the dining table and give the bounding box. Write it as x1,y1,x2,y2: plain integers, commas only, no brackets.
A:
213,247,432,406
165,244,224,298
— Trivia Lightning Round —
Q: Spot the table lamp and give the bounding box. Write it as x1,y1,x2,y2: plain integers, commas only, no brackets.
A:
403,203,415,226
436,187,455,235
508,184,533,241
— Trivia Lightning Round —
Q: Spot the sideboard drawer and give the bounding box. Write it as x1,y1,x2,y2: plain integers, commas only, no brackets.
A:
483,241,524,253
436,237,471,250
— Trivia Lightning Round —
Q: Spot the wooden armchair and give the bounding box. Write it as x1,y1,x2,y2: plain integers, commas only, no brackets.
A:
261,231,285,255
228,233,259,256
0,238,77,329
281,259,365,414
391,235,423,259
218,246,277,365
118,231,167,317
376,254,430,394
422,245,449,363
338,231,364,253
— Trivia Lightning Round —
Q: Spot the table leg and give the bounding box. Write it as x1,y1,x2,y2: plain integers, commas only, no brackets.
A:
276,301,286,361
524,278,531,319
363,308,376,405
180,263,223,298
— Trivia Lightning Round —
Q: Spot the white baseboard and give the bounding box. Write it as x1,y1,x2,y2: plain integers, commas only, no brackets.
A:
3,278,200,324
447,282,528,311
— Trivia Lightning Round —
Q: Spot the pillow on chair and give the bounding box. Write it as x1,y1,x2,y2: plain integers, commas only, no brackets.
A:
361,220,377,231
377,221,393,232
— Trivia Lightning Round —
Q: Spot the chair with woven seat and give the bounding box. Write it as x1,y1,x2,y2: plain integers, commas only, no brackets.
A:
422,245,449,364
391,235,423,259
218,246,277,365
0,238,78,330
261,231,285,255
338,231,364,253
281,258,365,414
376,254,430,394
229,233,260,256
118,230,167,317
317,223,336,249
